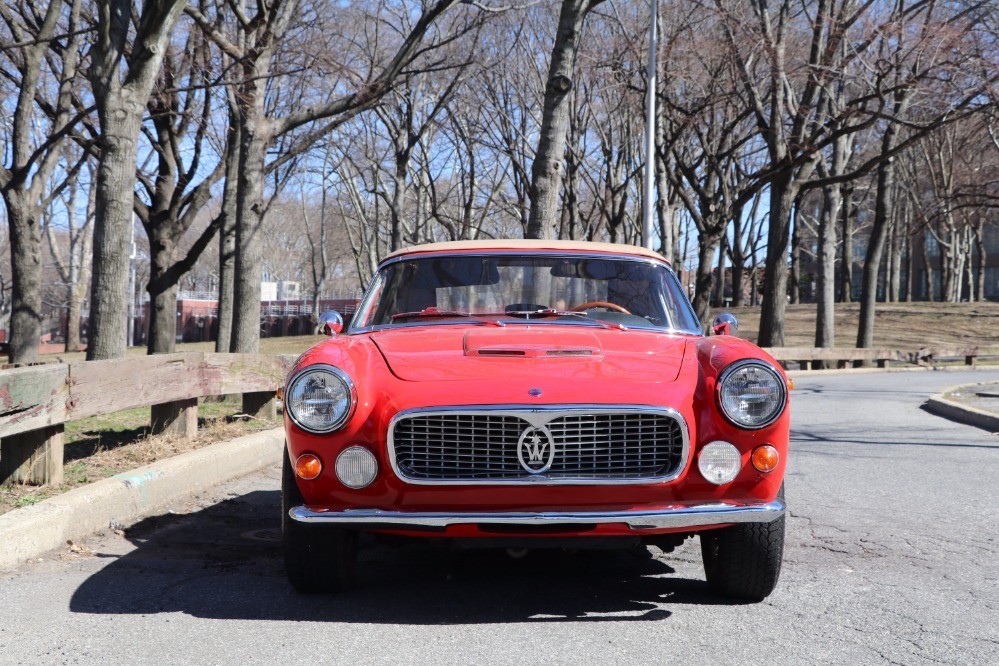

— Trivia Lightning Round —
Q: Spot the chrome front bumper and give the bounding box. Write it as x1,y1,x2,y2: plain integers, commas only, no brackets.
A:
288,499,785,531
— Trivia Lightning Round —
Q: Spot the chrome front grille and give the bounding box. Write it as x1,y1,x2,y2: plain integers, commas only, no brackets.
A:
389,407,687,484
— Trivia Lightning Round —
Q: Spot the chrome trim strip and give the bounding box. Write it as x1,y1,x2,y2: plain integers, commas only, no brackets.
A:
284,364,357,434
715,359,788,430
386,404,690,486
288,499,785,530
376,250,670,271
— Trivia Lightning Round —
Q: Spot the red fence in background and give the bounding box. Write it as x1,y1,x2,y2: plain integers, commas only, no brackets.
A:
4,298,362,351
136,298,362,345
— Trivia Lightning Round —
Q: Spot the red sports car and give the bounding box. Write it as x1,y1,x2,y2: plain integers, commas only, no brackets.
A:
282,240,789,600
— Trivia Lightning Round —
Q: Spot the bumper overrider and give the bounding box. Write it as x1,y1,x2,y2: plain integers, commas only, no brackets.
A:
288,499,785,531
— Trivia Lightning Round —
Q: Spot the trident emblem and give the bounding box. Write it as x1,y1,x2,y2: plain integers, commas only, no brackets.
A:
517,426,555,474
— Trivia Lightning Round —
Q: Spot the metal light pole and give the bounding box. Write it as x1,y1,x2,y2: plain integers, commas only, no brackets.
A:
641,0,658,251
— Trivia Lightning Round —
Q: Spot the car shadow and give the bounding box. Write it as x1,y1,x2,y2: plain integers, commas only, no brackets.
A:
69,490,736,623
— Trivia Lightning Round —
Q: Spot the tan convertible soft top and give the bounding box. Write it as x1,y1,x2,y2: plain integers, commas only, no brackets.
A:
383,239,668,264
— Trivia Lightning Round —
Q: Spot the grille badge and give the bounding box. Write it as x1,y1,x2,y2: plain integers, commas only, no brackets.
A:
517,425,555,474
528,387,543,397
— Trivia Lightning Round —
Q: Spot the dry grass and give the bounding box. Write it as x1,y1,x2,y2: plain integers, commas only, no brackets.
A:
0,398,278,516
715,301,999,349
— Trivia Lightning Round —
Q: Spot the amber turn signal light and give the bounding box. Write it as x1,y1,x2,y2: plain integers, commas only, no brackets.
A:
295,453,322,480
751,445,779,473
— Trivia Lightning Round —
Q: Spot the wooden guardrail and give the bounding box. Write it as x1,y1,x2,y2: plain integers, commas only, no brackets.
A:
0,353,296,486
765,346,999,370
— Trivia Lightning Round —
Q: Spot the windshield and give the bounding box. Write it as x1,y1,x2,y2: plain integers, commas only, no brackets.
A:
350,254,701,333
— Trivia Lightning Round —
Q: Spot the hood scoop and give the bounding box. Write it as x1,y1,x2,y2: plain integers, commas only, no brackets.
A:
463,329,602,358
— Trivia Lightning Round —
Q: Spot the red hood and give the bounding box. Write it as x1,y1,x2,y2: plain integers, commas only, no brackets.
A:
368,325,689,383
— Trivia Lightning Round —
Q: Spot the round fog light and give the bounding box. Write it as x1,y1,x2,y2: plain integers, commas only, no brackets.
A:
752,445,780,473
295,453,322,480
698,441,742,485
335,446,378,489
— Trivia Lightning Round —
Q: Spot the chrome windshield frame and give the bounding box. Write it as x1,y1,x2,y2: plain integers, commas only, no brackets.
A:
346,250,703,337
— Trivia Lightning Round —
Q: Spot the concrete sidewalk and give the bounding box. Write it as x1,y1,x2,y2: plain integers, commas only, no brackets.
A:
0,428,283,571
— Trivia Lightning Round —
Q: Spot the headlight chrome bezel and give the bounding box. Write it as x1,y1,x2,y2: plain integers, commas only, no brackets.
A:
285,364,357,434
716,359,787,430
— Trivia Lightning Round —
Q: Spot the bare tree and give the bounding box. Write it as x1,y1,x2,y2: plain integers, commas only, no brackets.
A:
188,0,466,353
525,0,605,240
86,0,187,360
43,158,95,353
0,0,86,364
135,22,227,353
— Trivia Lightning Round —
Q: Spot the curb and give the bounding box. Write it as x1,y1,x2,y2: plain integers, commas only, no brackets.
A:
0,427,284,571
924,381,999,433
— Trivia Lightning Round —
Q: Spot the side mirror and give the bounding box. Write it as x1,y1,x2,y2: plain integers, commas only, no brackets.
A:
712,313,739,336
318,310,344,336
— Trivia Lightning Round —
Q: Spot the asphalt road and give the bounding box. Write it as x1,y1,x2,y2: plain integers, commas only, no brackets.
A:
1,370,997,665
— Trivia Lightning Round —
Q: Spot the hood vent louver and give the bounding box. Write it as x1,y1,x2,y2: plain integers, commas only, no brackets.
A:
473,349,526,356
466,347,596,358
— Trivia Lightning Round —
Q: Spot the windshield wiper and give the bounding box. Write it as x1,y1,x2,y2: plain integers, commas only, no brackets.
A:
503,309,627,331
390,308,504,326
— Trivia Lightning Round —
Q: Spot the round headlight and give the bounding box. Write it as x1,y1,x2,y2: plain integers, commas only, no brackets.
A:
286,365,355,433
699,441,742,484
335,446,378,489
717,360,786,429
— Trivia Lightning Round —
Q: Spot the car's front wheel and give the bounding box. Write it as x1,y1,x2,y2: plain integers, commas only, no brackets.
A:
282,447,357,594
700,488,785,601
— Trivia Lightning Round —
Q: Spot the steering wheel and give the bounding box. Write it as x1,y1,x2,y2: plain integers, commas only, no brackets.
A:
570,300,632,315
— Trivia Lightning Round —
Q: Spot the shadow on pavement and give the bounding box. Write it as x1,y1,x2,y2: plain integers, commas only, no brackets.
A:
69,490,731,623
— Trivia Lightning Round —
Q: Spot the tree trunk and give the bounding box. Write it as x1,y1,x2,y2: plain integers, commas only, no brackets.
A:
390,153,409,251
230,108,270,354
712,235,726,307
903,230,913,303
525,0,597,240
87,107,142,360
86,0,185,360
789,197,801,305
884,219,898,303
5,197,43,364
654,115,674,260
145,222,179,354
975,221,986,302
839,186,854,303
815,183,841,350
857,129,900,349
888,201,904,303
693,232,722,331
729,202,746,308
922,237,934,301
758,173,797,347
215,122,240,353
66,285,82,352
147,283,178,354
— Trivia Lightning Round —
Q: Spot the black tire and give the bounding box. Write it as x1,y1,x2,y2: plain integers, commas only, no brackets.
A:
282,448,357,594
700,487,785,601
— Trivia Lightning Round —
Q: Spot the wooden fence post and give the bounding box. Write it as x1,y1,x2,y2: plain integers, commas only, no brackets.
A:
242,391,278,422
0,424,65,485
151,398,199,438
